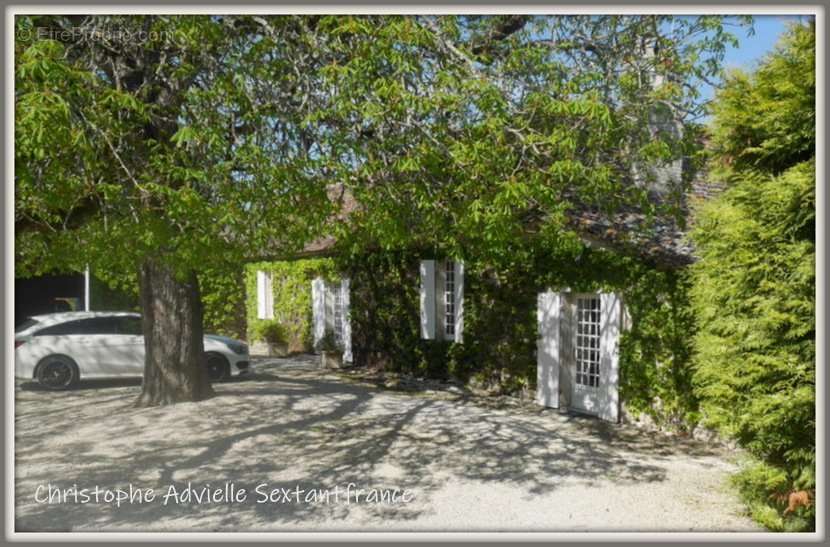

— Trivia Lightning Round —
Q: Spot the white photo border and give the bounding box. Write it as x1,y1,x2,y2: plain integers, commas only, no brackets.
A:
2,2,825,544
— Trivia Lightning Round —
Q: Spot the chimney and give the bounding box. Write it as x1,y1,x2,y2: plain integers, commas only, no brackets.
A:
639,34,684,199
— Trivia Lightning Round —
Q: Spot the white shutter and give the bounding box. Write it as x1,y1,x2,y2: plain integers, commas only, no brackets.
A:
341,278,352,364
599,292,622,423
264,274,274,319
324,282,334,332
419,260,436,340
256,271,267,319
453,261,464,343
622,302,633,332
536,290,561,408
311,277,326,348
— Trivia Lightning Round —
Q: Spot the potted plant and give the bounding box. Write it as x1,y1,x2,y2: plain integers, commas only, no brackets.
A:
315,328,343,369
252,320,288,357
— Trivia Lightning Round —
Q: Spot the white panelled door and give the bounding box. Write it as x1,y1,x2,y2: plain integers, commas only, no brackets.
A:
311,276,352,360
598,292,622,423
340,278,353,364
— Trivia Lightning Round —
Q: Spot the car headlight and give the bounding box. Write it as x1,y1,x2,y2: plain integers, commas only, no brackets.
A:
227,342,248,355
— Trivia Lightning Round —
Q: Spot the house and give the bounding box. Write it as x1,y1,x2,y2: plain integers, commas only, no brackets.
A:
245,162,721,424
246,56,714,423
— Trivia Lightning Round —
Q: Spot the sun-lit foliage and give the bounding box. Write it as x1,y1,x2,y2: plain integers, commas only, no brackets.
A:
691,21,815,531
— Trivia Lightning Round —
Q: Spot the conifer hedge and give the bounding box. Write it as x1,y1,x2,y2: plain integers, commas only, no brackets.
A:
691,22,815,531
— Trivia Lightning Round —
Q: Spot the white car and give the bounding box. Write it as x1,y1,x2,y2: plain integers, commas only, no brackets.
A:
14,311,251,390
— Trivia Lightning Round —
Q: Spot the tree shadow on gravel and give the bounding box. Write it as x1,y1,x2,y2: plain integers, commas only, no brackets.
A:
15,356,731,532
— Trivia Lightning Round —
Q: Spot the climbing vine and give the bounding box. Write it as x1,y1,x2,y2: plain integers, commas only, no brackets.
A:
244,258,336,352
331,240,696,427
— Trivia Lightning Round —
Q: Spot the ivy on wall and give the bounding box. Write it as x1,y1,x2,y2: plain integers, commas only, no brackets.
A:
333,241,696,427
83,233,697,430
250,226,697,429
244,258,336,352
614,267,697,427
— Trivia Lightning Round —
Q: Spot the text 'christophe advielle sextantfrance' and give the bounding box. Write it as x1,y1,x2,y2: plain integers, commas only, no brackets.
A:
34,482,416,508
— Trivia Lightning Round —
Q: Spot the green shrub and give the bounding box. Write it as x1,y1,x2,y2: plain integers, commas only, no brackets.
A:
690,162,815,531
315,328,342,353
691,22,815,532
250,319,288,345
732,458,814,532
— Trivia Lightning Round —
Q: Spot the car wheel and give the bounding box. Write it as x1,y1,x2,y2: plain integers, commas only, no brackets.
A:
36,355,79,390
204,352,230,382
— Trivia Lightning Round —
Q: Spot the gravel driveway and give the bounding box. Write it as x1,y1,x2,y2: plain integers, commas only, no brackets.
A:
14,355,760,532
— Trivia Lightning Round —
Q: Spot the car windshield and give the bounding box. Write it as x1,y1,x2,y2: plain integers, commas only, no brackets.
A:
15,318,40,333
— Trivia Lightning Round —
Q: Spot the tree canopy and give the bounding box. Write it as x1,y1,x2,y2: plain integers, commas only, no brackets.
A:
313,16,751,267
15,16,335,280
16,14,751,276
14,14,750,404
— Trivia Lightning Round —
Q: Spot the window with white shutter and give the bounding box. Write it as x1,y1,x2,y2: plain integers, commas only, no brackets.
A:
311,277,326,347
332,281,344,344
420,259,463,343
312,276,352,359
256,271,274,320
420,260,436,340
444,260,455,339
341,278,352,363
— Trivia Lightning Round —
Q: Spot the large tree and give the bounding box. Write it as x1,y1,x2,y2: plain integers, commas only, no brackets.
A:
309,15,750,267
15,15,333,405
15,15,748,406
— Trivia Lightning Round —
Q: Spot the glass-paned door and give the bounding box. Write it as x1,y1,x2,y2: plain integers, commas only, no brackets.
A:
571,295,601,413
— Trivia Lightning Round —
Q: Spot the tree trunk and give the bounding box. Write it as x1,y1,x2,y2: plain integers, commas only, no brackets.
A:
135,258,214,406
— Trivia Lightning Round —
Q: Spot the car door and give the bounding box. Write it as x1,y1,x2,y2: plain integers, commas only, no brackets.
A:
31,318,119,377
74,317,127,377
113,315,146,374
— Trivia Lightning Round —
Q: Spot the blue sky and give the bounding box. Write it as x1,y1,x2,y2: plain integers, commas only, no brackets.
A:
723,15,804,71
698,15,808,106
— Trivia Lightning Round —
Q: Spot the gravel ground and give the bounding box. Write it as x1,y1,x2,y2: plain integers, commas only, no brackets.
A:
14,355,761,532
